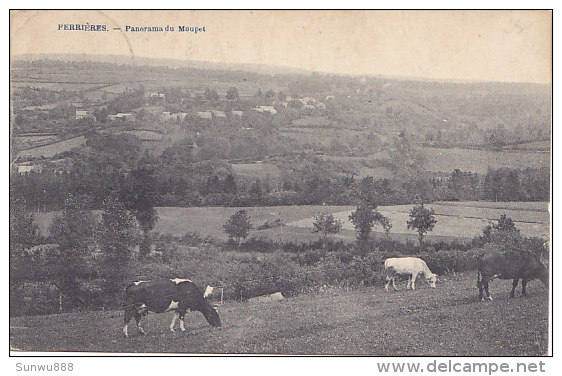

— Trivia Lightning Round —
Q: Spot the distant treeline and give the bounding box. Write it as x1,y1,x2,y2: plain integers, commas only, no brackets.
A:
11,162,550,213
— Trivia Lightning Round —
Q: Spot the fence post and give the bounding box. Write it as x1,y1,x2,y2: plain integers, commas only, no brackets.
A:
59,291,62,314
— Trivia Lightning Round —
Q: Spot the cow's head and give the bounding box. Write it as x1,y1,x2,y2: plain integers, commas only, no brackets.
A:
427,273,437,288
538,262,549,287
201,299,222,327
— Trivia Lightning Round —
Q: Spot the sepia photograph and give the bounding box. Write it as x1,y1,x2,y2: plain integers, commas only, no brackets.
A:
8,10,552,356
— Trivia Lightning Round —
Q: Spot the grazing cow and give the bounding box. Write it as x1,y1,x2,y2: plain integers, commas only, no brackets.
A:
384,257,437,292
477,250,548,301
123,278,221,337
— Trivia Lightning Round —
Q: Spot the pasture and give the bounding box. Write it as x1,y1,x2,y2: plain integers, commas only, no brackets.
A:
17,135,86,159
34,201,549,243
9,271,549,355
421,147,550,174
287,201,549,240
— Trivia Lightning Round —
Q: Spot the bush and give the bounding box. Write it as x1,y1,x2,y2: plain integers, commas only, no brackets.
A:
420,249,479,274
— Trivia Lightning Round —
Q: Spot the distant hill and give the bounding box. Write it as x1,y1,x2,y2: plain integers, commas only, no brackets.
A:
11,53,311,76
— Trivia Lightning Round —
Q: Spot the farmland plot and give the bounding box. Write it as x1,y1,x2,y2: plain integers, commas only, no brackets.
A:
34,202,548,242
17,135,86,158
422,147,550,173
287,201,549,240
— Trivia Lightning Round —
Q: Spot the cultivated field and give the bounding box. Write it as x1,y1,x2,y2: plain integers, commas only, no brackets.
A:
17,135,86,159
9,271,549,355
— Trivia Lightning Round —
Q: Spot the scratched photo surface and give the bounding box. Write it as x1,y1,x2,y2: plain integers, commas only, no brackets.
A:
9,10,551,355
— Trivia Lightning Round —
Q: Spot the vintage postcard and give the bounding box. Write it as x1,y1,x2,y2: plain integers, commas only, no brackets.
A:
9,10,552,359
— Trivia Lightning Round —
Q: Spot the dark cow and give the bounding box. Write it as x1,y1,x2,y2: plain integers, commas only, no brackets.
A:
477,250,548,301
123,278,221,337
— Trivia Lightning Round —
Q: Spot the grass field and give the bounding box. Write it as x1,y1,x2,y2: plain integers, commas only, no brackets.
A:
231,162,282,179
281,201,549,241
9,271,549,355
34,201,549,243
421,147,550,173
17,135,86,158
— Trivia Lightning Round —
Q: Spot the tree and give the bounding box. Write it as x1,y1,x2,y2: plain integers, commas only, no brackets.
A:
9,196,39,310
226,87,239,101
204,87,220,101
313,213,343,246
249,179,264,201
10,196,39,251
349,205,377,254
119,167,159,259
389,131,425,177
223,210,252,247
222,174,238,195
476,214,523,250
406,203,437,249
374,211,392,237
48,194,95,304
97,195,140,296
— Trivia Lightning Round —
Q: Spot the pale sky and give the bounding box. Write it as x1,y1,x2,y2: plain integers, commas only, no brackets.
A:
10,10,552,83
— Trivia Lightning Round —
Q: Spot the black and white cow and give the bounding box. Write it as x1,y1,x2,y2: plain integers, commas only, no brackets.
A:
123,278,221,337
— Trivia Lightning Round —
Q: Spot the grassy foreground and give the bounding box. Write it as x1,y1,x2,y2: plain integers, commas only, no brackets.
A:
10,271,549,355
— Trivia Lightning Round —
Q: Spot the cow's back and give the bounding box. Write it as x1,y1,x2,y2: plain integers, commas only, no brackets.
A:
125,279,179,313
479,250,542,280
385,257,425,275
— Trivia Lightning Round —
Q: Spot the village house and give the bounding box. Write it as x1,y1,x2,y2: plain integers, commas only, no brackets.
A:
75,109,96,121
107,113,134,121
212,110,226,118
231,110,244,118
161,111,188,122
253,105,277,115
150,92,165,99
197,111,212,120
14,163,43,175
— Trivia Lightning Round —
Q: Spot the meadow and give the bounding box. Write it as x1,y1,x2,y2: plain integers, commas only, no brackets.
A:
34,201,549,243
421,147,550,173
287,201,549,240
17,135,86,159
9,271,549,355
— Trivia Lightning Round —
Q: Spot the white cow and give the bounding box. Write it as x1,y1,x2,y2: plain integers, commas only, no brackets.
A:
384,257,437,292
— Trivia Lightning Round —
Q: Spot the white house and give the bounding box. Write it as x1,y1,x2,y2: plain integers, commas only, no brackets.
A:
108,113,134,121
16,164,42,175
253,105,277,115
197,111,212,120
75,110,90,120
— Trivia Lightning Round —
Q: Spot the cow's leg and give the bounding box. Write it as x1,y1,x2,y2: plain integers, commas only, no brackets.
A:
392,277,398,291
169,311,179,332
521,279,528,296
411,273,418,290
123,306,135,337
484,279,492,300
385,277,391,292
510,279,519,298
406,275,411,290
477,277,484,301
179,312,186,332
134,311,146,335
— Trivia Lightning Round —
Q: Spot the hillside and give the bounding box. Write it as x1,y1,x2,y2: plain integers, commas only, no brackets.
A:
9,271,548,355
